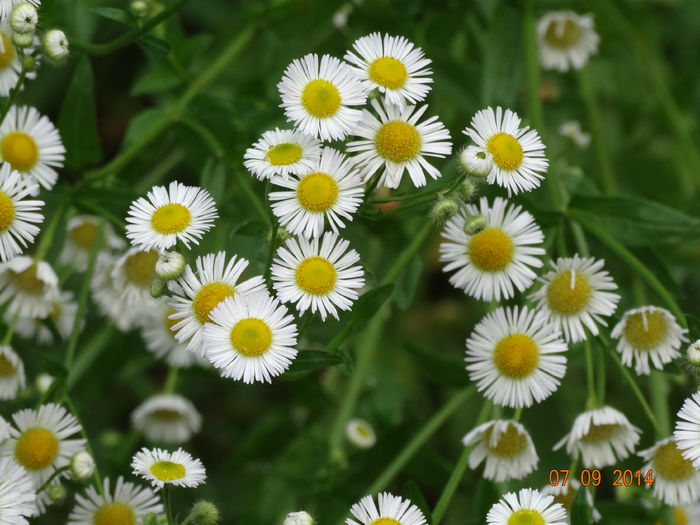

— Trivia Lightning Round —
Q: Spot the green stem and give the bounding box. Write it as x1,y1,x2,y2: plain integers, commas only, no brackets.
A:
176,117,224,159
296,311,313,340
513,407,523,422
163,485,175,525
34,197,70,261
650,371,670,436
571,210,686,327
577,67,617,195
595,340,606,405
367,386,474,494
36,465,71,493
264,221,279,289
163,367,179,393
2,312,16,345
0,67,26,125
584,340,597,409
74,0,192,56
64,397,105,496
381,222,432,285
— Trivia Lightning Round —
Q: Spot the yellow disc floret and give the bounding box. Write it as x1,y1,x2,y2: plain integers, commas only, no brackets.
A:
544,19,582,49
295,257,336,296
623,310,668,350
150,409,184,422
374,121,421,163
92,503,137,525
302,79,341,118
654,441,695,481
508,510,545,525
485,424,527,458
151,203,192,234
266,143,303,166
546,270,591,315
468,227,514,272
297,172,339,212
370,520,401,525
1,131,39,172
0,354,15,376
192,282,235,324
69,220,100,250
124,250,159,288
552,484,576,510
230,318,273,357
581,423,620,443
487,132,524,171
8,263,45,295
493,334,539,378
0,191,15,231
369,57,408,90
150,460,185,481
0,33,16,70
14,427,59,470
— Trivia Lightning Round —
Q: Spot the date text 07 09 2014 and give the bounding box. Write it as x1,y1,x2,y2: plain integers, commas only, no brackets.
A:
548,469,655,487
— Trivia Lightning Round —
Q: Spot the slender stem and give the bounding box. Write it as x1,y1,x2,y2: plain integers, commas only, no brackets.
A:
36,466,71,493
584,340,597,409
176,117,224,159
522,0,543,130
650,371,671,436
296,311,313,340
367,387,474,494
163,485,175,525
74,0,192,56
64,397,105,496
596,340,606,405
163,367,179,393
264,220,279,289
2,312,16,345
513,407,523,422
0,67,26,126
34,197,70,261
381,222,432,285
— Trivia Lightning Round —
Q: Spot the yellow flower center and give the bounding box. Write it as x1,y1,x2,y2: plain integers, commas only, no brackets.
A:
552,485,576,510
92,503,136,525
468,227,514,272
295,257,337,296
1,131,39,172
544,18,582,49
164,308,181,337
14,427,59,470
0,33,15,70
368,56,408,90
546,270,592,315
150,409,183,422
508,510,545,525
149,460,185,481
374,121,422,163
192,282,235,324
302,79,341,118
124,250,159,288
8,263,45,295
356,424,371,438
0,354,15,376
370,520,401,525
266,143,303,166
297,172,339,212
484,424,527,458
493,333,539,378
69,220,100,250
487,132,524,171
150,203,192,235
623,310,668,350
230,318,273,357
654,441,695,481
581,423,620,443
674,507,688,525
0,191,15,231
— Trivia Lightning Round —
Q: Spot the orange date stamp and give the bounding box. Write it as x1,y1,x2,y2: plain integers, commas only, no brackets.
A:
548,469,655,487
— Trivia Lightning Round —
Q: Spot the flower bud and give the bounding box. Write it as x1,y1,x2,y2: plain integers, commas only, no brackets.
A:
71,451,95,480
150,278,167,298
35,373,54,394
284,511,315,525
185,501,220,525
345,418,376,449
130,0,149,16
10,3,38,34
459,145,491,178
47,484,67,503
143,513,160,525
11,31,33,48
463,214,488,236
20,54,36,71
687,340,700,366
42,29,69,62
430,198,459,226
155,252,185,280
457,179,477,202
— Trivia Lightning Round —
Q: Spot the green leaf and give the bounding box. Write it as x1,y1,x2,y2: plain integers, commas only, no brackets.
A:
481,8,523,107
470,479,499,525
201,159,227,202
91,7,134,25
138,35,171,56
58,56,102,169
406,343,468,387
131,64,182,95
122,108,168,148
347,284,394,327
286,350,344,373
403,481,433,524
392,256,423,310
569,486,592,525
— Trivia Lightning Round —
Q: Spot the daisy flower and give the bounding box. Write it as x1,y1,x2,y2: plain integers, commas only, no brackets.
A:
169,251,266,355
131,447,206,491
674,392,700,469
1,403,86,487
269,147,364,238
0,345,24,399
541,480,601,522
0,24,34,97
111,247,162,306
0,256,59,318
439,197,545,302
346,418,376,449
140,300,209,368
554,406,640,468
131,394,202,444
68,476,163,525
347,99,452,189
465,306,567,408
286,511,315,525
58,215,125,272
278,53,366,141
13,290,79,344
530,255,620,343
344,32,432,107
537,11,599,72
203,293,298,383
126,181,218,251
487,488,567,525
0,165,43,261
463,107,548,195
0,456,36,524
639,437,700,506
611,305,687,375
0,105,65,191
244,128,322,181
346,492,427,525
271,232,365,321
458,145,492,178
90,254,147,332
462,419,538,482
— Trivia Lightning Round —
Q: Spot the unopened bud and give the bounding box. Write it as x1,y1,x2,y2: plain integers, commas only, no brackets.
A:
143,513,159,525
35,373,54,394
345,418,376,449
47,484,66,503
284,511,315,525
11,31,33,48
130,0,149,16
42,29,69,62
20,54,36,71
10,3,37,34
430,198,459,226
71,451,95,480
185,501,220,525
458,179,476,202
150,278,167,298
155,252,185,280
687,340,700,366
459,146,491,178
463,214,488,235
